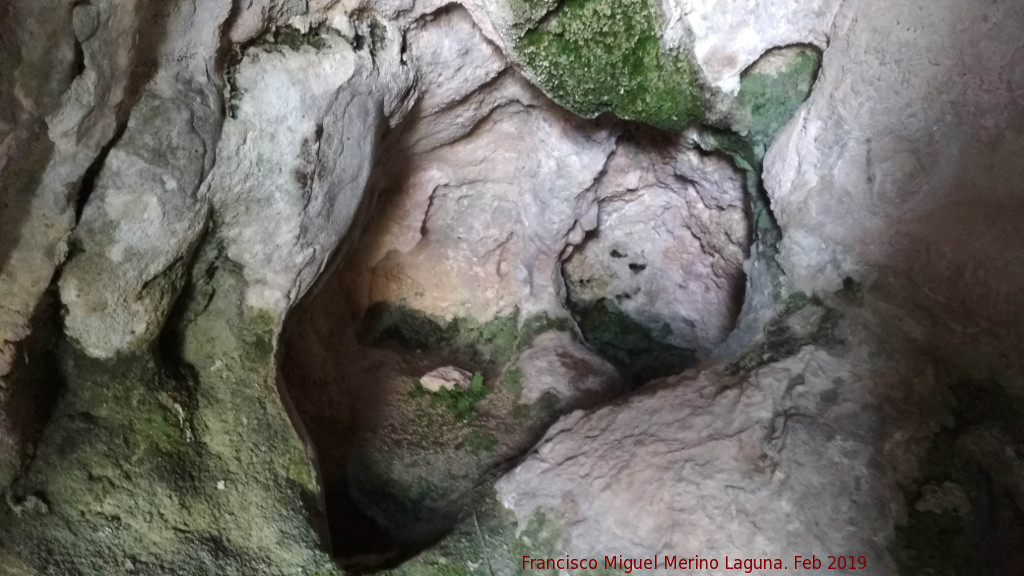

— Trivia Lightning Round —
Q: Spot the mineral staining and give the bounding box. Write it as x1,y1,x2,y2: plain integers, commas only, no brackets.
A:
514,0,704,131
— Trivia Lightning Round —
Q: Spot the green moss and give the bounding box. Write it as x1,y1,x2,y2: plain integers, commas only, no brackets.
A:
572,298,695,386
515,0,703,131
510,0,562,35
460,430,499,454
518,314,573,348
503,368,524,395
697,47,821,307
429,372,492,423
360,303,533,367
0,239,336,575
727,298,840,375
452,316,520,365
361,303,457,351
271,25,329,52
732,47,820,148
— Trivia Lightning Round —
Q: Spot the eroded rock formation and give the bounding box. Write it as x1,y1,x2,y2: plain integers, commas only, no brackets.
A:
1,0,1022,575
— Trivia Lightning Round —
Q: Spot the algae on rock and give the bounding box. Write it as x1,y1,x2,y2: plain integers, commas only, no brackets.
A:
514,0,704,131
0,242,337,576
569,298,695,386
698,45,822,308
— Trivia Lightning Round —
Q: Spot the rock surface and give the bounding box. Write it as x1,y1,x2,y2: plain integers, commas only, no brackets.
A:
1,0,1023,574
419,366,474,393
516,332,623,410
563,135,748,358
765,0,1024,382
495,305,936,576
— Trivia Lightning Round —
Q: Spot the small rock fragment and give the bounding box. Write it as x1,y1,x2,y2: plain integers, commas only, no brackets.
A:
419,366,473,393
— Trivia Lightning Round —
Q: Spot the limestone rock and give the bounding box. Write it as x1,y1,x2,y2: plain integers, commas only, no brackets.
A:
59,95,212,358
660,0,840,97
209,30,406,314
419,366,473,393
496,311,940,576
764,0,1024,378
3,0,1024,573
914,482,972,517
516,332,623,411
564,136,749,359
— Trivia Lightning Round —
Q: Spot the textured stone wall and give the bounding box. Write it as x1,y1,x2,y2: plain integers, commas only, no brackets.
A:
0,0,1022,574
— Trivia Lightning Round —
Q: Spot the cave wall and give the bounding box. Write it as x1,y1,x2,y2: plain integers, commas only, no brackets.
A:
0,0,1022,574
767,0,1024,385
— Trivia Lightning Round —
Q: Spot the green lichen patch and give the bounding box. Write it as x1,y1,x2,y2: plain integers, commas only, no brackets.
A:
0,239,340,576
696,46,822,308
571,298,695,386
515,0,703,131
360,303,520,366
731,46,821,150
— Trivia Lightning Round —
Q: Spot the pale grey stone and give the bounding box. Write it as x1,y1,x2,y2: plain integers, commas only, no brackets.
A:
517,332,624,410
420,366,474,393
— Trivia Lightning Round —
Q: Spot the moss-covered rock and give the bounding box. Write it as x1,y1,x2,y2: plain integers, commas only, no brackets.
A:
344,374,560,557
383,490,561,576
0,241,338,576
726,292,840,376
360,303,520,366
698,45,822,307
731,46,820,150
514,0,703,131
360,304,575,369
570,298,695,386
